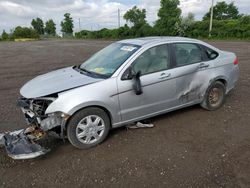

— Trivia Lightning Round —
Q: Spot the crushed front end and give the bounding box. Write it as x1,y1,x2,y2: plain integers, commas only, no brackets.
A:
0,97,69,160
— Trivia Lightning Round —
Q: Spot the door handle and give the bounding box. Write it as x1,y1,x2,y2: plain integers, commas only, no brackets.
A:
198,63,209,69
159,72,171,80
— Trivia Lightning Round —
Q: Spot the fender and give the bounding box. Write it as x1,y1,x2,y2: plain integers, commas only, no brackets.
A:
45,78,121,125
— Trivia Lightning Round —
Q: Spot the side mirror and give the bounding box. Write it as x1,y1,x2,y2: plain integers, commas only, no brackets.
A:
133,71,142,95
121,66,143,95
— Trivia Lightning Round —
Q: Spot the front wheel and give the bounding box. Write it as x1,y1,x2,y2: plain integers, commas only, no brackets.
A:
67,107,110,149
201,81,226,111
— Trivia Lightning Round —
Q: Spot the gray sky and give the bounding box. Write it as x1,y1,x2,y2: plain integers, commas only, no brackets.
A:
0,0,249,34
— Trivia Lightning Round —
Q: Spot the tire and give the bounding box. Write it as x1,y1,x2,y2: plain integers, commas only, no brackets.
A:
201,81,226,111
67,107,110,149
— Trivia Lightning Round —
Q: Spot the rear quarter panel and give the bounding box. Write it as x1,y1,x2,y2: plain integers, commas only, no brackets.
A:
213,51,239,92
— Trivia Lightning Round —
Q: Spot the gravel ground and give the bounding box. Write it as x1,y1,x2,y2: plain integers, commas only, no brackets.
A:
0,39,249,188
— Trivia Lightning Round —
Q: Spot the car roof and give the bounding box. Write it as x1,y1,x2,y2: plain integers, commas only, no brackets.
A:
118,37,201,46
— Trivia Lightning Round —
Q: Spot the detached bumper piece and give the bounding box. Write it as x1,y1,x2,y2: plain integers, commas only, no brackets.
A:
0,126,49,160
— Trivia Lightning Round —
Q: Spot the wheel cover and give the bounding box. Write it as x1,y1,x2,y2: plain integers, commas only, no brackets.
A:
76,115,105,144
208,87,223,107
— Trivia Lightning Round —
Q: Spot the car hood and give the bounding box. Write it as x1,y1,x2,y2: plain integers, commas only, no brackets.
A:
20,67,103,98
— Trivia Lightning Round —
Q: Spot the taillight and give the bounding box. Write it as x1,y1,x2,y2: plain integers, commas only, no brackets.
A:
234,58,239,65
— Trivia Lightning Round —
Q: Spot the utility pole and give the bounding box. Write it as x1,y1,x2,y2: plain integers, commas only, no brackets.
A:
118,8,121,28
78,18,81,31
209,0,214,37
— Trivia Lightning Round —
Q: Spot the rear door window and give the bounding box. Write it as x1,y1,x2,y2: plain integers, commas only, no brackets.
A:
173,43,203,67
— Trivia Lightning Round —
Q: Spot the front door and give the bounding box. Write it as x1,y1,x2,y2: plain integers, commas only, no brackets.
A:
117,44,178,122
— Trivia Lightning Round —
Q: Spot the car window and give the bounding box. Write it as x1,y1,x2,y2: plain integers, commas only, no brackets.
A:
203,46,219,60
173,43,202,67
132,44,170,75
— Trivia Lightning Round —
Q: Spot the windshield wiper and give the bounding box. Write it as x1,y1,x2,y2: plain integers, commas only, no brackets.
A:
77,65,93,75
75,65,109,79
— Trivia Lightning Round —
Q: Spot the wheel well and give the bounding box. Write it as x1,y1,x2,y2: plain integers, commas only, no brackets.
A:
203,78,228,101
65,105,113,129
90,105,113,125
216,78,227,87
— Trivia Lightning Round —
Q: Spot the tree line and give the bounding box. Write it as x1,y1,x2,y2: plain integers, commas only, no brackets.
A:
1,0,250,41
75,0,250,39
0,13,74,40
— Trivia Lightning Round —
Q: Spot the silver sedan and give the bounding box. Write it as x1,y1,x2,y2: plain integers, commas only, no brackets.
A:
18,37,239,150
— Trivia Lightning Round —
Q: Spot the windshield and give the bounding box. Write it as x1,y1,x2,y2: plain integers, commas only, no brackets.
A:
80,43,140,77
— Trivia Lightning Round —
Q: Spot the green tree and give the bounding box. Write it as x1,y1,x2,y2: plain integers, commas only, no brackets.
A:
1,30,9,40
124,6,147,28
177,12,195,36
61,13,74,36
123,6,150,37
75,30,91,39
203,1,241,20
239,15,250,38
155,0,182,36
118,24,134,38
45,19,56,36
13,26,39,39
31,18,44,35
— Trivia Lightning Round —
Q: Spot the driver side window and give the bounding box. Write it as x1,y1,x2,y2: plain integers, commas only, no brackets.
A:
132,44,170,75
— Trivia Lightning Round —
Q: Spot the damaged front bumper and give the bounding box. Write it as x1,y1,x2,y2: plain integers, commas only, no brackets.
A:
0,126,49,160
0,98,69,160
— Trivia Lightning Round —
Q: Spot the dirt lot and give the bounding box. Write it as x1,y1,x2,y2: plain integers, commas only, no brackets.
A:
0,39,249,188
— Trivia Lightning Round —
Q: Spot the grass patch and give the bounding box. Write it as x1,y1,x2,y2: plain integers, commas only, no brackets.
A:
14,38,39,42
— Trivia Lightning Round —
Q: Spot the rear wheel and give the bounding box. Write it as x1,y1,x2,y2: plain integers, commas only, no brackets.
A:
201,81,226,111
67,107,110,149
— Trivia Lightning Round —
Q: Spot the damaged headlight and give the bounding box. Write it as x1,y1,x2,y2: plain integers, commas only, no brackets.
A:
17,97,56,125
17,96,70,133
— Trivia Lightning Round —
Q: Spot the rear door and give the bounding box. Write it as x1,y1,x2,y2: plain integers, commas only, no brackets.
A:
169,42,215,105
